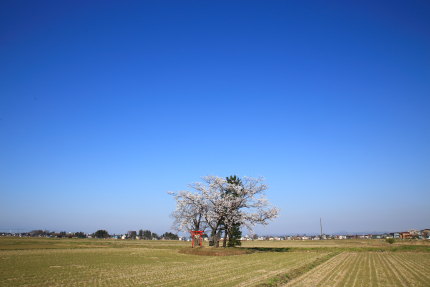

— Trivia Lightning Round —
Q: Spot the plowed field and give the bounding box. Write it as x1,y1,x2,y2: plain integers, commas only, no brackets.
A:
286,252,430,287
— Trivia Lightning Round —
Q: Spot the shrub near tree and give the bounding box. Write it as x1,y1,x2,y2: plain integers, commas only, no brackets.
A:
386,238,395,244
227,224,242,247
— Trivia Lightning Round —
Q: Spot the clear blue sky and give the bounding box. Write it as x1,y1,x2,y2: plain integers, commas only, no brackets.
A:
1,1,429,235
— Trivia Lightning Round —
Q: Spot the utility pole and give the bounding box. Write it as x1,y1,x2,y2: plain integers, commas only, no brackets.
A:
320,217,323,238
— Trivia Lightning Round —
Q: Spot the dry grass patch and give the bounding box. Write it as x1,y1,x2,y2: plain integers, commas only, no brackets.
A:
2,238,430,286
0,246,325,287
179,247,252,256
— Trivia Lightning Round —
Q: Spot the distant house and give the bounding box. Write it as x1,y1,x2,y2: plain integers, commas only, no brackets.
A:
390,233,400,239
400,232,411,239
421,229,430,239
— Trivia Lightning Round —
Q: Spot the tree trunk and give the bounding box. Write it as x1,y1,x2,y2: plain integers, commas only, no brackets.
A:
209,228,216,246
215,229,221,247
222,229,228,247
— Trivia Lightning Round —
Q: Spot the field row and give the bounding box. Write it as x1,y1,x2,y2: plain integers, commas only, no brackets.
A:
286,252,430,287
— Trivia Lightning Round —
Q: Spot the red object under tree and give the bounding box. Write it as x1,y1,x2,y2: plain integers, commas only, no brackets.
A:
190,230,204,247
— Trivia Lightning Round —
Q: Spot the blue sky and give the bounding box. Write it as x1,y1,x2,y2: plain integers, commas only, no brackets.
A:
1,0,429,235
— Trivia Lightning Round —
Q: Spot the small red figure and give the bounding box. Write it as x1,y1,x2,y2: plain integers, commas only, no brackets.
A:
190,230,204,247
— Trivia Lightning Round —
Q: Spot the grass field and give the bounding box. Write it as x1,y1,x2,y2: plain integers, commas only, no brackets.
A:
0,237,429,286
